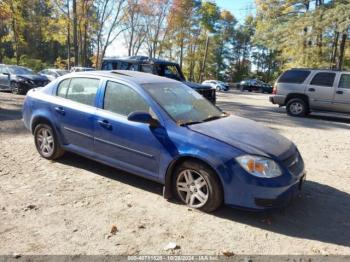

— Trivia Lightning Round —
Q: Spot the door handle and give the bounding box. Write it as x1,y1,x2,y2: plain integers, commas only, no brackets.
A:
308,88,315,92
336,90,343,95
54,106,65,115
98,119,112,129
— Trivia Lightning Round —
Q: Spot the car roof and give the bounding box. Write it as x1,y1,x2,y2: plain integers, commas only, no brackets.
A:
69,70,179,85
290,68,350,73
103,56,179,66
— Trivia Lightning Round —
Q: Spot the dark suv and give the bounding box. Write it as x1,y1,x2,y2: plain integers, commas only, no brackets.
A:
101,56,216,103
0,65,49,95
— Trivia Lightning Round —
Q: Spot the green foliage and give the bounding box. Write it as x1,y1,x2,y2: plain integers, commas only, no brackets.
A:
3,55,48,71
255,0,350,71
1,0,349,81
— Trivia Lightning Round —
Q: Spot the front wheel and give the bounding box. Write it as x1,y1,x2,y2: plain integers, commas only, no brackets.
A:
286,98,308,117
173,161,223,212
34,124,65,160
10,82,20,95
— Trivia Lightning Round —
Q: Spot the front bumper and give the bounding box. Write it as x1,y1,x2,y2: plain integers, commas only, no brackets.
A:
221,149,305,210
18,82,47,93
254,174,305,209
224,171,306,211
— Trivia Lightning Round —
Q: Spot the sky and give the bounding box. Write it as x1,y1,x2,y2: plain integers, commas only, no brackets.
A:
214,0,256,23
106,0,256,57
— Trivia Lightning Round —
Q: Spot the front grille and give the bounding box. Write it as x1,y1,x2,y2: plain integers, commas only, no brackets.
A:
282,150,304,175
197,89,216,103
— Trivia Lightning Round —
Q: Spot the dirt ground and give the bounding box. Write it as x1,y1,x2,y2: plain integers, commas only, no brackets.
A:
0,90,350,255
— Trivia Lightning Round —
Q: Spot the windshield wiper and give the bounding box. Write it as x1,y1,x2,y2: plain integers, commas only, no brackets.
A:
179,121,203,126
178,113,228,126
202,113,227,123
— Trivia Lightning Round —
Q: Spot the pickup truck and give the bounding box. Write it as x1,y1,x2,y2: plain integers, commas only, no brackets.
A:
101,56,216,104
270,68,350,116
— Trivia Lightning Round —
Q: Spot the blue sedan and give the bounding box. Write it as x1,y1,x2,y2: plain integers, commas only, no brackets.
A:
22,71,306,212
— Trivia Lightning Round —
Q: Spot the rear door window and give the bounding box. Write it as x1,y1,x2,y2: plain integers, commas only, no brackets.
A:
140,64,153,73
57,79,71,98
57,78,100,106
278,70,311,84
338,74,350,89
102,61,118,70
119,62,130,70
310,72,336,87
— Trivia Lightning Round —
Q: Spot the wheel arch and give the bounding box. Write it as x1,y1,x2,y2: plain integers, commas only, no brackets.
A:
285,93,310,107
30,115,54,134
163,155,224,200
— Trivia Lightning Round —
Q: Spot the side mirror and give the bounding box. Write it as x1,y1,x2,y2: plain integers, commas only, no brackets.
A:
127,111,159,128
2,72,10,76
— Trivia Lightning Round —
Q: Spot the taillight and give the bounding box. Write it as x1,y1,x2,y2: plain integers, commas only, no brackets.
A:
272,86,277,94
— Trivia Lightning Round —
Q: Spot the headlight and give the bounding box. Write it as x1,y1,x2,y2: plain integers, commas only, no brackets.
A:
236,155,282,178
17,77,30,84
17,76,26,81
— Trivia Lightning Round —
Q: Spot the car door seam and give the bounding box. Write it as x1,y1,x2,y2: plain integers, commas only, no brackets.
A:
94,137,154,159
63,126,93,139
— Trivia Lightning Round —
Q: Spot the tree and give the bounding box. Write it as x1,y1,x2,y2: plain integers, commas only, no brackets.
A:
141,0,170,58
95,0,126,68
255,0,350,71
123,0,147,56
72,0,78,65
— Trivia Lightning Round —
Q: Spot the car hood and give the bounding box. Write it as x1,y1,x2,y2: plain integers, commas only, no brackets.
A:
14,74,48,81
182,81,212,90
188,115,294,159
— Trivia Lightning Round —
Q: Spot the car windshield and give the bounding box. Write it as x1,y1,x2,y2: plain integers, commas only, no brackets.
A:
143,82,226,125
8,66,33,75
57,70,69,76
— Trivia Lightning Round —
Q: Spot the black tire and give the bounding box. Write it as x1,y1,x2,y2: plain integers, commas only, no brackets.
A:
172,160,223,212
11,81,26,95
34,123,65,160
10,82,19,95
286,98,308,117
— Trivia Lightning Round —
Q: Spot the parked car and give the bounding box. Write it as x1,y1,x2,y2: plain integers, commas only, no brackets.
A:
239,79,273,93
101,56,216,103
23,70,305,212
202,80,230,91
39,68,69,81
0,64,50,94
70,66,94,72
270,68,350,117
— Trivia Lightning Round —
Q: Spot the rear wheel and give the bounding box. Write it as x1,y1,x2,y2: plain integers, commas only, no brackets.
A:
173,161,223,212
286,98,308,117
34,124,65,160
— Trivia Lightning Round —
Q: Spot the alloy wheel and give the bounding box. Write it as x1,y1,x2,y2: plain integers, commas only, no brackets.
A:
176,169,209,208
36,127,54,157
289,102,304,115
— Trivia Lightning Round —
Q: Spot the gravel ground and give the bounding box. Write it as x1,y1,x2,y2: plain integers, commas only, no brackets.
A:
0,90,350,255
